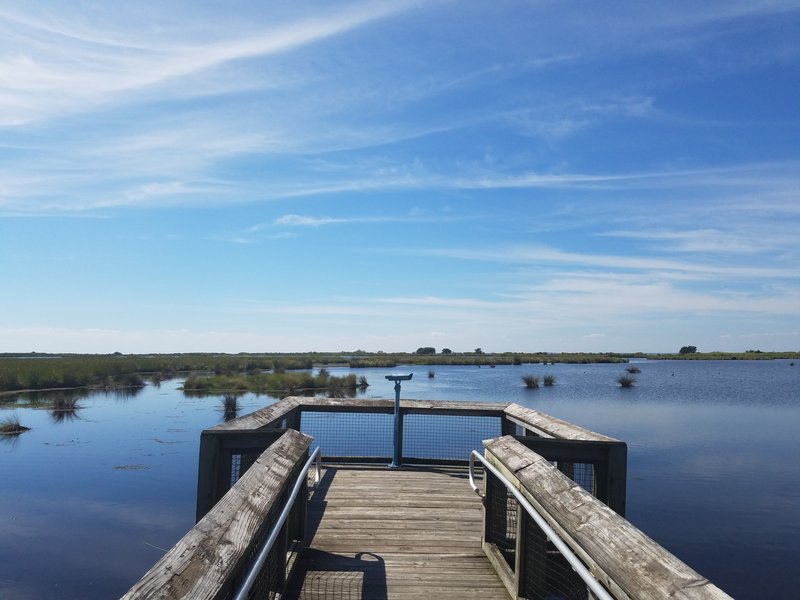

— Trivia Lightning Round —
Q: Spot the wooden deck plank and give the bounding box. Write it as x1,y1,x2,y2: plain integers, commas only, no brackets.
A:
284,466,508,600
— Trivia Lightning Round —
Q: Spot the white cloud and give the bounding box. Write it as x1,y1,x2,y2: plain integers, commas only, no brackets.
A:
0,2,421,125
275,214,346,227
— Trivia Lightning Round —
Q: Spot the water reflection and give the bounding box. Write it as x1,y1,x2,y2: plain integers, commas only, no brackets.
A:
110,386,146,401
1,362,797,599
49,389,88,424
0,431,22,447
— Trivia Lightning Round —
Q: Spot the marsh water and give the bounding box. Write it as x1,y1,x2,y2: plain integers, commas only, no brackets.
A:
0,360,798,599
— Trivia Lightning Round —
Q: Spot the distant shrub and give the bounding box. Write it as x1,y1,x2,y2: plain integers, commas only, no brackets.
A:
522,375,540,389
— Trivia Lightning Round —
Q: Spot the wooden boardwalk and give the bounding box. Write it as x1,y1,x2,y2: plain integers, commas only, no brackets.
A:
283,465,508,600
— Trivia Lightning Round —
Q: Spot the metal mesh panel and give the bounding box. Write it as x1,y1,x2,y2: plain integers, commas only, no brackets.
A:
300,411,392,459
243,502,285,600
230,453,242,486
233,460,307,599
230,452,261,487
486,473,517,568
520,512,589,600
402,414,501,461
557,462,596,496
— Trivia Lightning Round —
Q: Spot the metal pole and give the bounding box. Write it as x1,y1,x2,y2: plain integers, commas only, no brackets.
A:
391,380,402,467
385,374,412,469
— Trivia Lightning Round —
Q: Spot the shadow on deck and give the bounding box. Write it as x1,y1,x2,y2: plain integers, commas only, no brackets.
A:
283,466,508,600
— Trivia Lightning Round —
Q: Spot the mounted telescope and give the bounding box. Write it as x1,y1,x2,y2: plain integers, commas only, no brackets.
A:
385,374,413,468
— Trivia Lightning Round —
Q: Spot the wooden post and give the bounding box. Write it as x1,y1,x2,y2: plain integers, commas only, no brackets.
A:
195,431,222,522
501,415,517,437
605,443,627,517
196,429,287,521
284,406,301,430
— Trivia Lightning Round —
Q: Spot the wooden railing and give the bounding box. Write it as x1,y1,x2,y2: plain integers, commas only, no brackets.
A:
127,396,739,600
122,429,311,600
481,436,732,600
195,397,628,520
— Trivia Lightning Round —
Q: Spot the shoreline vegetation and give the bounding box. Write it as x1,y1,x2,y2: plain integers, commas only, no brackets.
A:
0,350,797,395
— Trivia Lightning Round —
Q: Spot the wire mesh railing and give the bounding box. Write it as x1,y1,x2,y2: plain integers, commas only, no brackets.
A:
232,447,320,600
297,403,505,465
470,450,614,600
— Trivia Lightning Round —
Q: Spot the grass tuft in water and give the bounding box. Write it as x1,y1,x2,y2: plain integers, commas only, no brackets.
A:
0,414,30,434
522,375,540,389
222,393,239,421
617,374,636,388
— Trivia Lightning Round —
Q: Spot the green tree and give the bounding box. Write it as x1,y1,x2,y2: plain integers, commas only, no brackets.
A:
441,348,452,355
679,346,697,354
416,347,436,355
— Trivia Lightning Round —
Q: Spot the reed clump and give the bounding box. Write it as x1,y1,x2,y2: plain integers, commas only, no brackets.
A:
626,366,641,374
522,375,540,389
222,394,239,421
543,374,555,386
0,414,30,434
617,374,636,388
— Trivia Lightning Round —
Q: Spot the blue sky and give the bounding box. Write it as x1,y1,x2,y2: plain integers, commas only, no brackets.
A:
1,1,798,354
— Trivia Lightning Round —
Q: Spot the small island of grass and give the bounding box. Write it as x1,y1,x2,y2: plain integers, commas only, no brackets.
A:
0,415,30,435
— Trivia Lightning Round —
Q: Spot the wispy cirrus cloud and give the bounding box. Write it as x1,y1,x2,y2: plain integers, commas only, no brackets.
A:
600,228,791,255
416,244,800,281
0,1,420,125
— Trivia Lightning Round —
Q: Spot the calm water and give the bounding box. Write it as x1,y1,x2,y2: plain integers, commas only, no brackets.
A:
1,360,798,599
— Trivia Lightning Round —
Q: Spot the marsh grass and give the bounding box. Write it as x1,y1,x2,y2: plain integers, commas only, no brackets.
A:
49,392,84,423
617,374,636,388
428,370,435,378
3,350,796,394
522,375,540,389
222,394,239,422
184,372,367,398
626,366,642,374
543,374,555,386
0,413,30,434
52,394,81,412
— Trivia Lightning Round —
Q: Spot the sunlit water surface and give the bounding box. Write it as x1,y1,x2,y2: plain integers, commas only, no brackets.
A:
1,360,797,599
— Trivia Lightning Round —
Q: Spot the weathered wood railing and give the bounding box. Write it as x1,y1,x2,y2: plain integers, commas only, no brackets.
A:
195,397,628,519
122,429,312,600
124,396,730,600
480,436,732,600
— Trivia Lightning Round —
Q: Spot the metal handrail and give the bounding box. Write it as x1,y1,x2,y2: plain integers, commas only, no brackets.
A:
469,450,614,600
233,446,321,600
